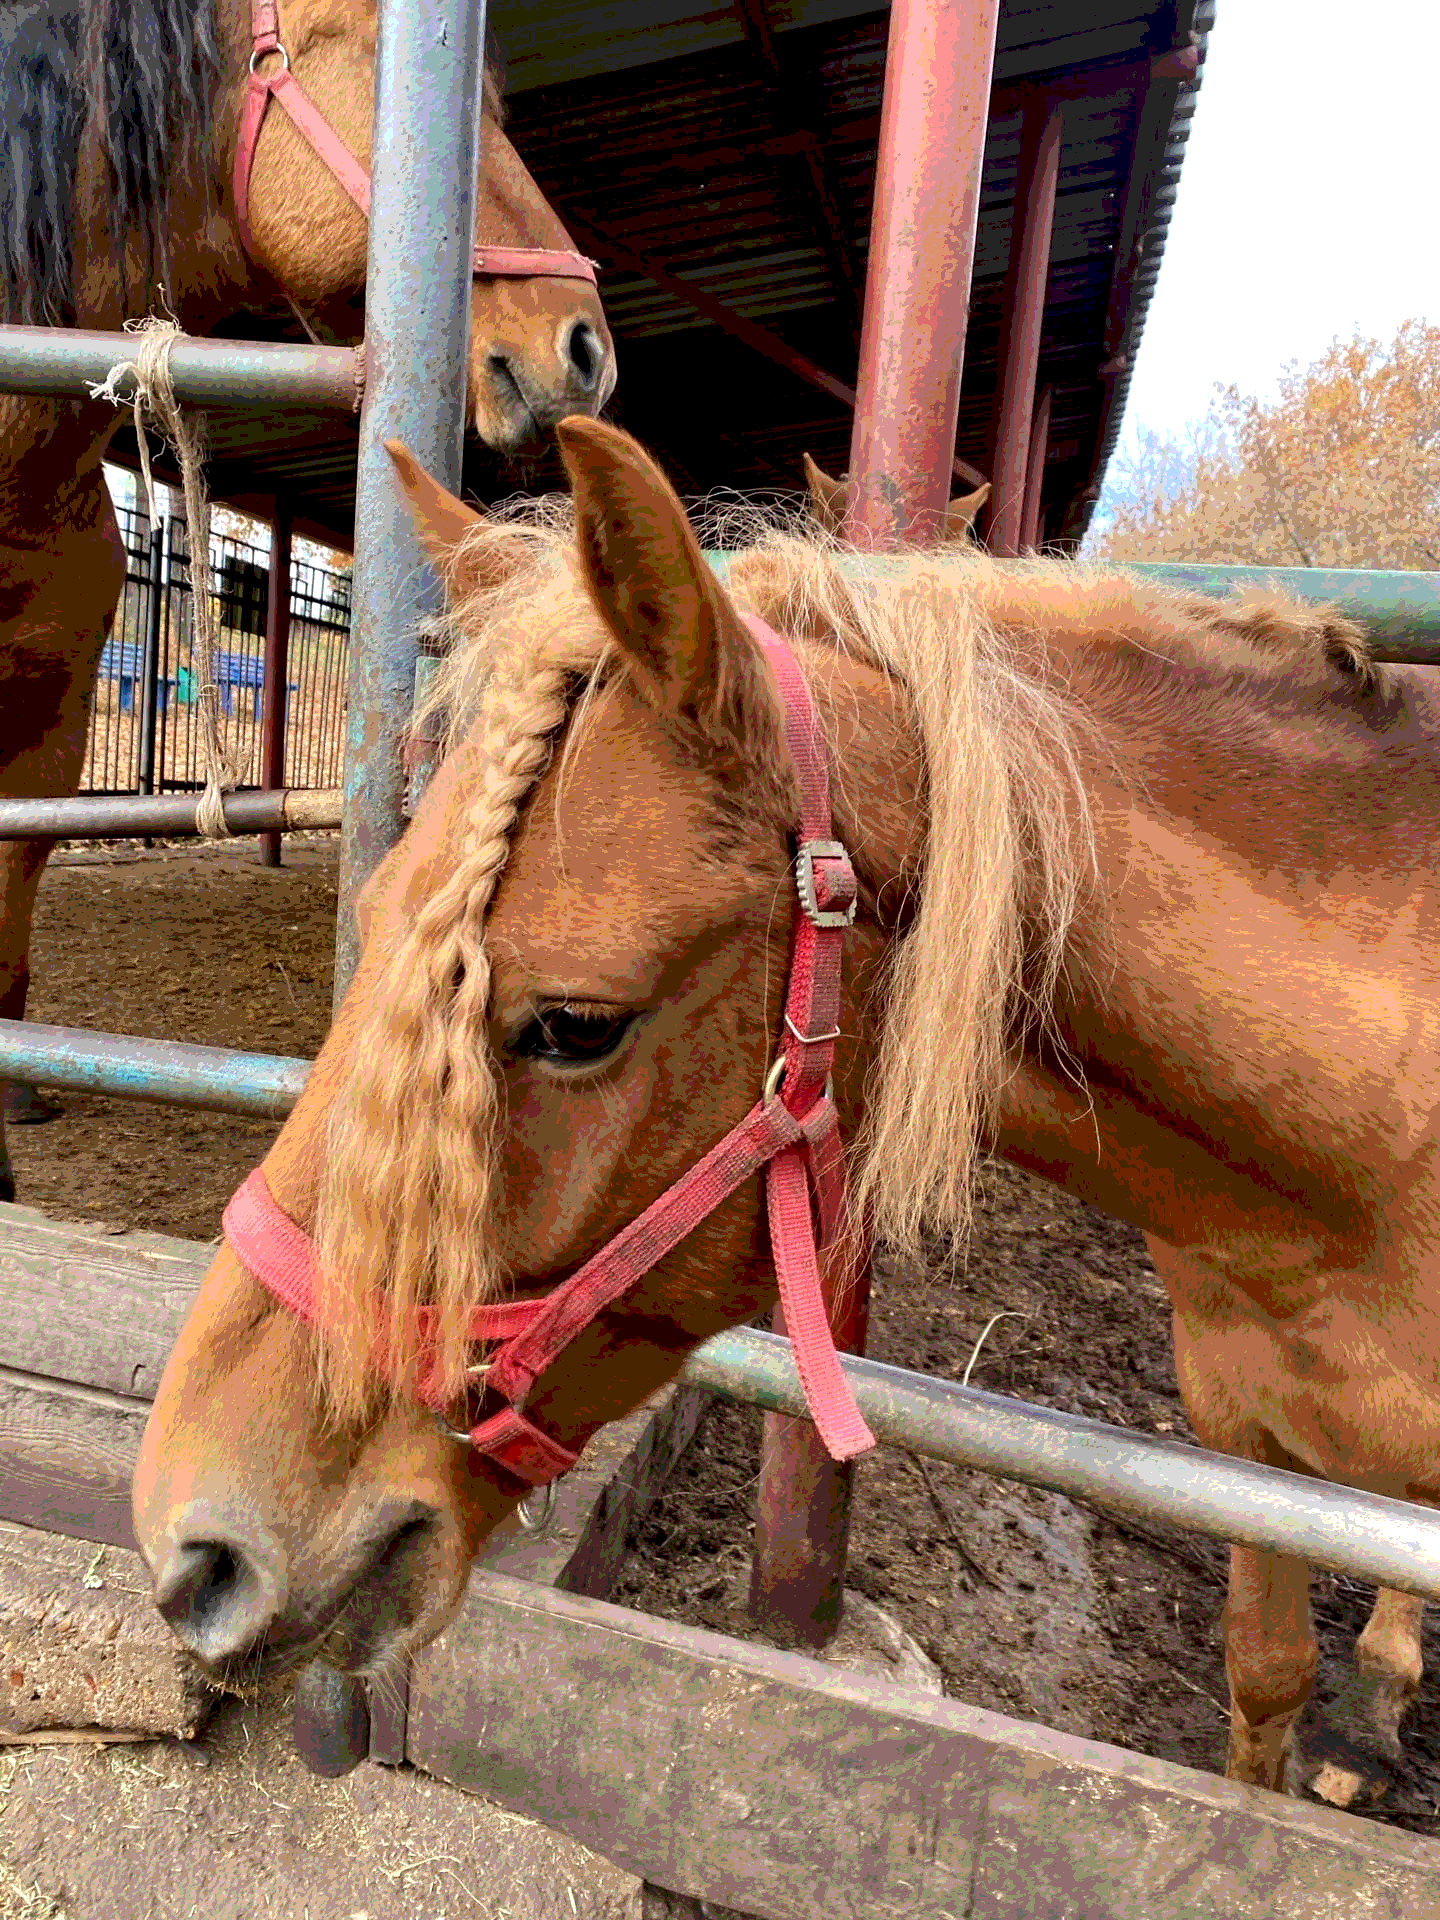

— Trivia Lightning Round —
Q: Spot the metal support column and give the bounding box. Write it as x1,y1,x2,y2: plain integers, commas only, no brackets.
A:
1020,384,1053,552
259,499,293,868
987,101,1063,556
752,0,1002,1650
842,0,1002,546
137,522,166,810
333,0,487,1005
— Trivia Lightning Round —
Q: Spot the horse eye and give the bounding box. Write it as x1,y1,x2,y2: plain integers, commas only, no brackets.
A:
515,1006,637,1067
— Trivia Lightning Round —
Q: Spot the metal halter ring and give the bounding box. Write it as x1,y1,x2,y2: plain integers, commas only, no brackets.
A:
250,42,290,72
763,1053,834,1106
518,1482,557,1533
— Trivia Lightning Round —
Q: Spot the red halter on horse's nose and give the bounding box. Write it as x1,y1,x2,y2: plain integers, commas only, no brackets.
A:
234,1,599,286
222,618,876,1490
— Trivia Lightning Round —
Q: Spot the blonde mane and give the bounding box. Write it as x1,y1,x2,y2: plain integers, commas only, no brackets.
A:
312,504,1376,1420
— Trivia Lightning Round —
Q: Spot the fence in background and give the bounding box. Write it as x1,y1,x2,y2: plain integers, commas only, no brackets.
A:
85,504,352,797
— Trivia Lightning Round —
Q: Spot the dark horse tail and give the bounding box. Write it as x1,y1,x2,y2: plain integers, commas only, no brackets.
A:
0,0,221,325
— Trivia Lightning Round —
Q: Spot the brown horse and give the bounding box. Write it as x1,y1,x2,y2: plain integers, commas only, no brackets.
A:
0,0,615,1199
802,451,991,542
134,417,1440,1811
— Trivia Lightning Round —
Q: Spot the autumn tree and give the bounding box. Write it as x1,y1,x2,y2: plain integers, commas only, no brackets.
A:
1091,322,1440,569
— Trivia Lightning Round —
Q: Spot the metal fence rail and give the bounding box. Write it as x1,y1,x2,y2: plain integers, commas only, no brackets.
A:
687,1328,1440,1603
0,325,359,410
0,789,342,840
0,1021,307,1117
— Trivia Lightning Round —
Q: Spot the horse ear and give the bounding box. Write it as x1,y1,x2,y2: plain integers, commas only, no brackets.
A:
945,480,991,540
386,441,481,560
556,416,788,770
802,452,848,534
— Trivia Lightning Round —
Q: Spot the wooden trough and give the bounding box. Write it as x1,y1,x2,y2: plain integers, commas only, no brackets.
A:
1,1201,1438,1919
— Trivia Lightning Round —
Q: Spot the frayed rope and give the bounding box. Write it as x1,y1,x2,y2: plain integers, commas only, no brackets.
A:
88,307,242,838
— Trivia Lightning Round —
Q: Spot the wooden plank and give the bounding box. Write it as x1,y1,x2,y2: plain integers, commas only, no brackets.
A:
408,1571,1440,1920
0,1375,148,1550
0,1204,201,1400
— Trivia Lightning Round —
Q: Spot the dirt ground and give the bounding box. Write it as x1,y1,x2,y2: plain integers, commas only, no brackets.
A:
10,838,1440,1846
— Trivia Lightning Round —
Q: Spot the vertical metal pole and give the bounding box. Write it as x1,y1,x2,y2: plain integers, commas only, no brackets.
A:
137,527,164,797
749,1226,872,1650
843,0,1001,547
333,0,486,1007
1020,384,1053,552
259,499,293,868
752,0,1001,1650
295,0,485,1781
986,100,1063,558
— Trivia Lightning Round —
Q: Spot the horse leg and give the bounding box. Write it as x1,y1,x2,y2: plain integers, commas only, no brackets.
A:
1301,1587,1425,1809
1223,1542,1319,1790
0,837,57,1200
1148,1236,1320,1790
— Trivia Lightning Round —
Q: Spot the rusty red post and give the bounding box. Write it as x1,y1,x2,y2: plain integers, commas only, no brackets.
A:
259,498,293,868
1021,384,1053,551
986,101,1063,557
842,0,1002,547
751,0,1001,1650
749,1216,872,1648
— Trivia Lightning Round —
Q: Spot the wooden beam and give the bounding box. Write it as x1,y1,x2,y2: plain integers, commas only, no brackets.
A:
409,1569,1440,1920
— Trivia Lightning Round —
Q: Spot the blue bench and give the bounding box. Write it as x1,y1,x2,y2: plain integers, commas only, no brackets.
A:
98,641,173,714
211,650,298,723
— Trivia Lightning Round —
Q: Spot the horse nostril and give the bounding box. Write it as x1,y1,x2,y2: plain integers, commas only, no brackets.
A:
563,319,604,393
152,1526,286,1666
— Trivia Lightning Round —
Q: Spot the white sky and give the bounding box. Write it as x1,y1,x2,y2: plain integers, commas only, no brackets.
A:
1116,0,1437,451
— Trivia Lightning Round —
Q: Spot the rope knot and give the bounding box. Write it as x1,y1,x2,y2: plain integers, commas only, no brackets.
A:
88,307,243,838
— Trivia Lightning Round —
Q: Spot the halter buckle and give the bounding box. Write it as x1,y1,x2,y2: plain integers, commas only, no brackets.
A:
795,839,857,929
249,42,290,74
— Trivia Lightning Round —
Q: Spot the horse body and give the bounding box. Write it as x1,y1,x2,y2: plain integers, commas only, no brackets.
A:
134,418,1440,1809
0,0,616,1199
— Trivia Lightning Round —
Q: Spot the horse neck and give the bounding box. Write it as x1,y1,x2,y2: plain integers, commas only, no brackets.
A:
1002,631,1440,1266
0,395,118,549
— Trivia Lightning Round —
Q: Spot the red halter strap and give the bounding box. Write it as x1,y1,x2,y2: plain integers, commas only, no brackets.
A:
222,618,874,1488
235,2,599,286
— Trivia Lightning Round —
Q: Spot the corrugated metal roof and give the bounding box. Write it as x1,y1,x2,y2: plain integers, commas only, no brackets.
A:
111,0,1211,549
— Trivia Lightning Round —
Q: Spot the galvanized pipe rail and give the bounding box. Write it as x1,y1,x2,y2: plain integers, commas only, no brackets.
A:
686,1327,1440,1603
0,325,361,412
1130,563,1440,661
0,789,342,841
0,1020,307,1117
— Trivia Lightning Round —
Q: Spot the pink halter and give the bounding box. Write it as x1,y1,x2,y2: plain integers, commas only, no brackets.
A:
234,2,599,286
222,618,875,1488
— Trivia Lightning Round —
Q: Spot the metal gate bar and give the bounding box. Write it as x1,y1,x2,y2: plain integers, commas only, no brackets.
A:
0,326,360,411
0,1020,306,1117
1131,563,1440,656
0,790,342,839
334,0,487,1005
687,1326,1440,1603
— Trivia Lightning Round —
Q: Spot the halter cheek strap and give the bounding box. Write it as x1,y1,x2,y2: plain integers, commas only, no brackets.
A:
222,618,874,1487
235,1,599,287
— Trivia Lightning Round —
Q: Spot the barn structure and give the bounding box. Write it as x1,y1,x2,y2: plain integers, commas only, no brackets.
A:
107,0,1212,557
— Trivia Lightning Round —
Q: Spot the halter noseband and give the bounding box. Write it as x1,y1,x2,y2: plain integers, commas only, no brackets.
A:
222,617,875,1488
235,2,599,288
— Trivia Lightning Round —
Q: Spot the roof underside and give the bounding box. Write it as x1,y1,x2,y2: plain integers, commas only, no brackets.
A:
110,0,1211,551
